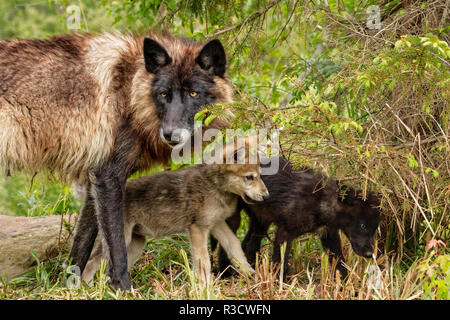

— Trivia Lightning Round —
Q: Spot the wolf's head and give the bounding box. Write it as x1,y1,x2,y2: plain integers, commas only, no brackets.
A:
336,189,383,258
142,36,231,147
219,136,270,204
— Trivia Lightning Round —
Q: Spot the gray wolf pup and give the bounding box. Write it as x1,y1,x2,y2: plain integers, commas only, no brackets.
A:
0,32,232,290
82,137,269,285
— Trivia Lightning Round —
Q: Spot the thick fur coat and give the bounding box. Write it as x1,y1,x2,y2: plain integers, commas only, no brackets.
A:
0,33,232,182
215,157,382,278
82,138,269,285
0,32,233,289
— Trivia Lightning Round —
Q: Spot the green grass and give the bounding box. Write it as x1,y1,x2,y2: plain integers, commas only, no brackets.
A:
1,172,447,300
0,173,81,217
0,164,168,217
2,230,442,300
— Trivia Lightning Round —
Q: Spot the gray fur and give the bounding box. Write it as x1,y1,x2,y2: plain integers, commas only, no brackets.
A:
83,160,269,285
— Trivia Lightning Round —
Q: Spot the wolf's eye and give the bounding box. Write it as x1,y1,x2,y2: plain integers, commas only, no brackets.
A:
160,92,167,98
245,175,254,181
190,91,198,97
360,223,367,230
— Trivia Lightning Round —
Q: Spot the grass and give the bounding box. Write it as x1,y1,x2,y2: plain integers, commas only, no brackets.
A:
0,171,447,300
0,172,81,217
0,231,435,300
0,0,447,302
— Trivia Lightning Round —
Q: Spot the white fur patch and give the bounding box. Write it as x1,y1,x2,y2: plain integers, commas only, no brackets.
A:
82,33,139,170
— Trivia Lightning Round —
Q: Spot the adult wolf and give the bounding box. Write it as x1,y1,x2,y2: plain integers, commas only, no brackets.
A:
0,32,232,290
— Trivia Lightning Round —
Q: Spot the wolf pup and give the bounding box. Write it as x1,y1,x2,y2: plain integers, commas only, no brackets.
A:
0,32,232,290
215,157,382,279
82,137,269,285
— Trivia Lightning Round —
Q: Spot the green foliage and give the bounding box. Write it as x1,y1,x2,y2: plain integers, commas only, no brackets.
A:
0,0,448,300
0,0,64,39
418,254,450,300
0,173,81,217
100,0,272,35
0,0,127,39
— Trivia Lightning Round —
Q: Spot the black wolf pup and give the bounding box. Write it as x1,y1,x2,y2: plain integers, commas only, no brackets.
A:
216,157,382,279
0,32,232,290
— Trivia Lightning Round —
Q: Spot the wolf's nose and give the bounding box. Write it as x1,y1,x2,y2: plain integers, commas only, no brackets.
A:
163,129,177,142
364,250,373,258
163,131,171,141
262,193,270,201
162,127,181,145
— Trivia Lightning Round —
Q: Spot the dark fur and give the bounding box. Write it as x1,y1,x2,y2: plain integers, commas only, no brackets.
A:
145,37,227,145
214,157,383,279
72,38,229,290
0,32,231,291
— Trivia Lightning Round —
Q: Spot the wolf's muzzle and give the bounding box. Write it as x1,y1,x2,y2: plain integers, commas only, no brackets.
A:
160,127,191,148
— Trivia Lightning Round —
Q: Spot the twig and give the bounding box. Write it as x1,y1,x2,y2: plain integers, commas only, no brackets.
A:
393,135,445,150
417,134,434,222
78,0,89,32
439,0,450,28
271,0,300,48
206,0,281,40
388,162,436,237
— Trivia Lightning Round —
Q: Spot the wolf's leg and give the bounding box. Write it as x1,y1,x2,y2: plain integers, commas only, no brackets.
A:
242,214,269,265
211,221,255,274
81,237,104,284
189,224,211,286
64,183,98,273
320,228,348,279
273,227,293,278
217,210,241,275
90,166,130,291
126,234,147,271
89,125,141,291
83,224,142,284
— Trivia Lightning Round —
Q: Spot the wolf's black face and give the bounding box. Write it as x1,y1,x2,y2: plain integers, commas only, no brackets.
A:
143,38,227,147
338,191,382,258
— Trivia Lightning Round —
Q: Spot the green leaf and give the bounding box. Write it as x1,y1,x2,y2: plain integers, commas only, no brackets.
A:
194,111,205,122
204,114,216,127
408,155,418,169
432,170,439,179
272,113,280,123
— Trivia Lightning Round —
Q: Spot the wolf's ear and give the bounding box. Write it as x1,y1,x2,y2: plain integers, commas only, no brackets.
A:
339,189,356,206
223,144,245,164
143,38,172,73
236,147,245,162
195,39,226,77
232,147,246,164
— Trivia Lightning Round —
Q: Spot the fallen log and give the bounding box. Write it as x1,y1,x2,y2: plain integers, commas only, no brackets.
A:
0,214,76,280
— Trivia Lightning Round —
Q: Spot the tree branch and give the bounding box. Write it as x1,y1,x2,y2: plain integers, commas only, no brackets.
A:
206,0,281,40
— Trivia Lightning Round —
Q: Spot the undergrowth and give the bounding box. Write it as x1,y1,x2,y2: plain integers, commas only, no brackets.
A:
0,0,448,300
1,228,447,300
